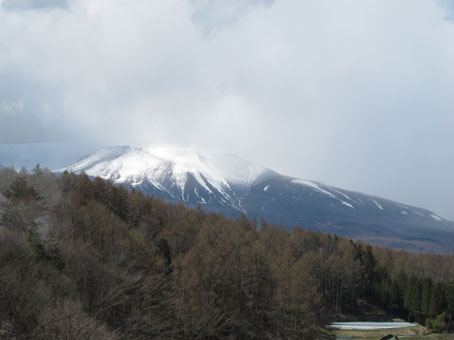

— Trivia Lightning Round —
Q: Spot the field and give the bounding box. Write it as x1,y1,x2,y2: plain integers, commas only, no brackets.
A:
331,322,454,340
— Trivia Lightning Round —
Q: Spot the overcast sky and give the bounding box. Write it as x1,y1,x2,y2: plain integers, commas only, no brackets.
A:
0,0,453,219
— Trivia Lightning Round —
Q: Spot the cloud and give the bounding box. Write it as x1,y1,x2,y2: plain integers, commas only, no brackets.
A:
2,0,68,11
191,0,274,32
437,0,454,21
0,68,67,143
0,0,453,218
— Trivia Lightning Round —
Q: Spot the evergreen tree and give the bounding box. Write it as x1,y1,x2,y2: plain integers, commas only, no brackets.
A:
389,279,402,315
404,276,416,311
4,175,40,202
421,278,432,316
410,280,422,321
430,283,446,316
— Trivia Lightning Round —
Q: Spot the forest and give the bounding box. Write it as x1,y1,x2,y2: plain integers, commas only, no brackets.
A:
0,166,454,339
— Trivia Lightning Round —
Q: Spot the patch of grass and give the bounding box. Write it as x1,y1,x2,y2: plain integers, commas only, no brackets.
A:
331,324,434,340
401,336,454,340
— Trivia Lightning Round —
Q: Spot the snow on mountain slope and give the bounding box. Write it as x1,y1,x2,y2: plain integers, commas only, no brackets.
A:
57,146,269,208
57,145,448,220
57,145,454,253
57,146,454,252
60,147,270,186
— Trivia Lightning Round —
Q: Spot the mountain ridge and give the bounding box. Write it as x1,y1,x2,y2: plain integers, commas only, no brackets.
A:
57,145,454,253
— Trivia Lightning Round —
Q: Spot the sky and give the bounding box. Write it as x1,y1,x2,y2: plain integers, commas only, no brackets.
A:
0,0,453,219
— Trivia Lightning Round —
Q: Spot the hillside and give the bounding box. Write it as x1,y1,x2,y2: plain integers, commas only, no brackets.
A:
1,167,454,339
58,146,454,253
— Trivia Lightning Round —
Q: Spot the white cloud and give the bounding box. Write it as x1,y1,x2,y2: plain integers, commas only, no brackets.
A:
0,0,453,218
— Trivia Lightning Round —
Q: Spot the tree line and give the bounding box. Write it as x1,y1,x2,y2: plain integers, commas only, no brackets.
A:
0,166,453,339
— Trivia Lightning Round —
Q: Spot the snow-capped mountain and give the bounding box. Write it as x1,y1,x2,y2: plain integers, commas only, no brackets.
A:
58,146,454,253
58,146,274,214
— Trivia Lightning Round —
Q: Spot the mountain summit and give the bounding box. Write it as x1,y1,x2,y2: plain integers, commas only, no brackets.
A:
58,146,274,213
58,146,454,253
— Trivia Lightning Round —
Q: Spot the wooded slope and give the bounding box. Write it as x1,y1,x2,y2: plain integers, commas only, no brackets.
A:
0,166,453,339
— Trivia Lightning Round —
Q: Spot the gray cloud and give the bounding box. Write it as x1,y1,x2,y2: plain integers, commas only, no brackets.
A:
0,69,67,143
191,0,274,32
2,0,68,11
438,0,454,21
0,0,453,219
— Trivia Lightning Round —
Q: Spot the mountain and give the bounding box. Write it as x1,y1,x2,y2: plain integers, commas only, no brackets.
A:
58,146,454,253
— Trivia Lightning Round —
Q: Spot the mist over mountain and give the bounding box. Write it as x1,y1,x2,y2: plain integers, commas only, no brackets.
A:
59,146,454,253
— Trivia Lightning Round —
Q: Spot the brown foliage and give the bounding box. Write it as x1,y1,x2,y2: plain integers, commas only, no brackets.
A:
1,168,454,339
